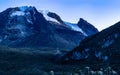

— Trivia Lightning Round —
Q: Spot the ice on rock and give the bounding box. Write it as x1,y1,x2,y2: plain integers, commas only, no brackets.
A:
10,6,34,24
10,6,30,17
20,31,26,37
25,12,33,24
10,11,25,17
65,22,87,36
15,24,27,37
39,10,61,24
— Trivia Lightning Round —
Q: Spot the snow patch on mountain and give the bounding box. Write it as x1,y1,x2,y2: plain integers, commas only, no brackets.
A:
12,24,26,37
65,22,87,36
39,10,60,24
25,12,33,24
10,6,34,24
10,11,25,17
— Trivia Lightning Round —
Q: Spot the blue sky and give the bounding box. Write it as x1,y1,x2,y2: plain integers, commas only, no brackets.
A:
0,0,120,31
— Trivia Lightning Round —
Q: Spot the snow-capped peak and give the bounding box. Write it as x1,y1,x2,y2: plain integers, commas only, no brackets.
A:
10,6,36,17
9,6,36,24
19,6,35,12
39,10,61,24
19,6,29,12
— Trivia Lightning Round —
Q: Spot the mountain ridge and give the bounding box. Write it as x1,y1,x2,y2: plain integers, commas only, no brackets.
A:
0,6,98,50
61,21,120,63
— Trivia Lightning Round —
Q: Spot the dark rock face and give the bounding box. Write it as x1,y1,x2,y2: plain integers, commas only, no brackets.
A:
0,6,98,50
47,12,64,24
78,18,98,35
62,22,120,63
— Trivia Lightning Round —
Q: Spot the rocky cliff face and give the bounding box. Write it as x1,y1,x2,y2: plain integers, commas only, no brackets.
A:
77,18,98,35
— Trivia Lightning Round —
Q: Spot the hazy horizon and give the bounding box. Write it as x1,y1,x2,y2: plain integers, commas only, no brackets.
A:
0,0,120,31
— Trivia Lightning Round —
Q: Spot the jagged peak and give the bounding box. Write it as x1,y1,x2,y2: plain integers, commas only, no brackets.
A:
18,6,36,12
78,18,91,25
6,6,37,14
79,18,87,22
77,18,95,29
8,6,40,20
77,18,98,35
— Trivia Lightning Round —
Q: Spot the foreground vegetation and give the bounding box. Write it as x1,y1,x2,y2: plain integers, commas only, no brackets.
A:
0,46,119,75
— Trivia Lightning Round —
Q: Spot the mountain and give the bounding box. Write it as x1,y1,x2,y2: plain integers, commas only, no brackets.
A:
78,18,98,35
0,6,98,50
61,21,120,63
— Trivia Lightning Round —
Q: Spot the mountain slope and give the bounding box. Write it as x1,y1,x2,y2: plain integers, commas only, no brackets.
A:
0,6,98,50
62,21,120,63
78,18,98,35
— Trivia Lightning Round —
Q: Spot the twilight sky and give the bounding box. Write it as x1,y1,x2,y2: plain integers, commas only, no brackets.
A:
0,0,120,31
